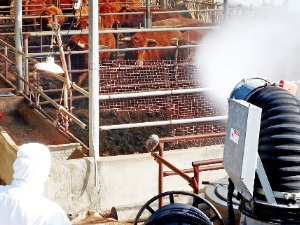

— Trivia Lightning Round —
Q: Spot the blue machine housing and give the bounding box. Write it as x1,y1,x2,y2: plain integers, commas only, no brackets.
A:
229,77,270,101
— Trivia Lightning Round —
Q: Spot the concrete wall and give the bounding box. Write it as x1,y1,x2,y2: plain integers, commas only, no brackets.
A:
0,111,227,222
0,97,23,183
45,145,227,222
0,127,18,184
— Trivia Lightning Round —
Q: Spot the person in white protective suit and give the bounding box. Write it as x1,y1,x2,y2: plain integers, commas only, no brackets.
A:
0,143,72,225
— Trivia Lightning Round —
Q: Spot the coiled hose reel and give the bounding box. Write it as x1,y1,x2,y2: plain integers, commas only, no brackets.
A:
134,191,224,225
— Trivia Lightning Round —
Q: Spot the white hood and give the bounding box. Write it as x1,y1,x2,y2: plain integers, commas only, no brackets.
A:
12,143,51,187
11,143,51,195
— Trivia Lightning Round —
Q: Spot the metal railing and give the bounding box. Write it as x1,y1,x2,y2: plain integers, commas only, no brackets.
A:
150,132,225,206
0,2,253,154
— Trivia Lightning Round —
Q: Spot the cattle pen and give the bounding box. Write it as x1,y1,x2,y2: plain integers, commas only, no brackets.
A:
0,0,255,223
0,0,253,155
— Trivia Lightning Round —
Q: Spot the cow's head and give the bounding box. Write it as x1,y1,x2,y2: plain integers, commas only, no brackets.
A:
99,3,122,28
137,38,159,65
122,36,159,65
41,6,65,29
117,6,136,27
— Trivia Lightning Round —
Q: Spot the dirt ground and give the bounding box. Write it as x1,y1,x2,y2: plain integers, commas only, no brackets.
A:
70,208,141,225
71,218,140,224
73,222,134,225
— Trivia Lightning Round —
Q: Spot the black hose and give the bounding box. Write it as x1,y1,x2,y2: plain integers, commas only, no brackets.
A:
247,86,300,193
227,177,235,225
144,203,212,225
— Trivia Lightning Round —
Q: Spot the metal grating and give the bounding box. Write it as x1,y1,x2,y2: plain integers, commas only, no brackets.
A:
96,59,226,148
98,59,200,94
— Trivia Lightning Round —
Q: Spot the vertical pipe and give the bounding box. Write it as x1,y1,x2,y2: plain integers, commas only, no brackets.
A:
33,70,38,105
211,0,215,24
116,24,120,59
66,46,72,83
223,0,228,22
15,0,23,93
66,46,73,114
4,46,8,79
24,34,29,95
193,165,199,193
158,142,164,207
89,0,99,185
145,0,150,28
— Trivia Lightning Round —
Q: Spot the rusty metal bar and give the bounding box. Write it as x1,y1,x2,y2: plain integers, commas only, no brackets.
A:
159,132,226,143
151,152,191,182
12,72,88,130
158,142,164,206
0,39,38,64
192,158,223,167
162,164,223,176
163,168,194,176
156,132,225,206
0,52,14,65
193,158,223,193
0,39,89,100
0,74,16,91
162,159,223,193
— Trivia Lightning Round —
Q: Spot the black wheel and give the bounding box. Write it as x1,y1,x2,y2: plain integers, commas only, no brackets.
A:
134,190,225,225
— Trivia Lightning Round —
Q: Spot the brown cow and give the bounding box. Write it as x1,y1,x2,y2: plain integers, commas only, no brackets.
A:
41,5,65,29
116,6,189,28
59,0,77,12
99,3,123,28
19,0,46,28
152,18,211,28
68,30,116,85
10,0,65,30
73,3,124,29
171,29,210,61
43,0,79,12
68,32,116,61
151,18,212,60
24,0,46,16
122,30,182,65
99,0,142,6
177,30,209,44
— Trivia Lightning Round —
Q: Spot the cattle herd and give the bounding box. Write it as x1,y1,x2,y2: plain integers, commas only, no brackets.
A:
0,0,217,86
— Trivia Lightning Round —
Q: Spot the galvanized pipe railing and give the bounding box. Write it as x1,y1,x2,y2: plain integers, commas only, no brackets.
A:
13,71,88,130
100,116,227,130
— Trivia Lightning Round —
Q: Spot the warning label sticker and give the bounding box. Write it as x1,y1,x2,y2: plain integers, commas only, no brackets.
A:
230,128,240,144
